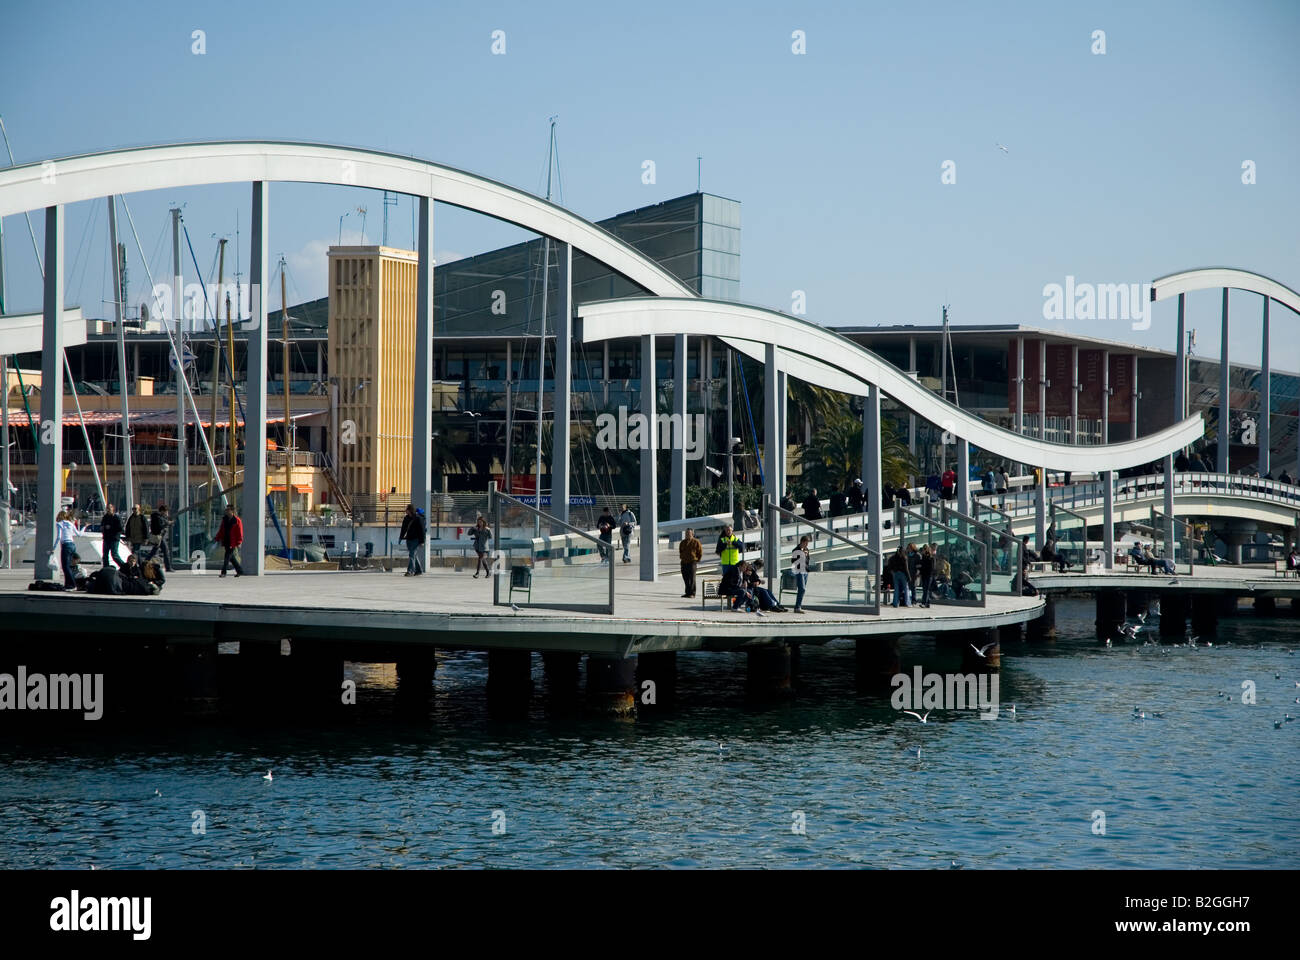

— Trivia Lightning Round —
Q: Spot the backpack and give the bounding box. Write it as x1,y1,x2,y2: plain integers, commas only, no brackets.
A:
27,580,67,592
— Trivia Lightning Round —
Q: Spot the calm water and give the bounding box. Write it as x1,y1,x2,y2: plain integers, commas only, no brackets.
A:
2,597,1297,869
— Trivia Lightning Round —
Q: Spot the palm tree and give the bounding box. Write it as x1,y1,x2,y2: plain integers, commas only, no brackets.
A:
797,411,914,493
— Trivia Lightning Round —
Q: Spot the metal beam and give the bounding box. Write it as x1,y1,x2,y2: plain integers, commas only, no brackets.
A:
1102,469,1114,569
1035,468,1046,548
863,386,883,583
1260,296,1270,477
241,182,269,575
1219,288,1230,473
763,341,779,576
35,205,63,581
411,196,434,565
777,368,787,500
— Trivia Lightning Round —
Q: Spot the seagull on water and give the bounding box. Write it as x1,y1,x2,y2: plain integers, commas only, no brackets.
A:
970,641,996,658
263,770,273,782
1275,720,1285,730
1286,714,1295,723
154,789,161,797
903,710,932,723
996,143,1009,154
903,745,922,760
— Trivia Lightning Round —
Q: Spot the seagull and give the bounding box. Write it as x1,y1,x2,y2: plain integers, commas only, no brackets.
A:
1136,612,1148,624
1216,691,1225,698
1276,673,1282,680
1293,681,1299,688
1275,720,1284,729
1186,635,1199,647
1118,623,1140,640
1286,714,1295,723
263,770,273,782
903,745,922,760
754,610,766,617
1103,637,1112,648
154,789,161,797
970,641,996,658
510,603,521,612
902,710,931,723
1169,579,1180,586
950,860,964,869
996,143,1009,154
1006,704,1016,715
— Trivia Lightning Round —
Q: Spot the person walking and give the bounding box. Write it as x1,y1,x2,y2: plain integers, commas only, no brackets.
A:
470,516,493,578
678,527,702,598
124,503,149,557
149,502,174,572
54,509,78,588
399,504,426,576
618,503,637,563
791,535,810,614
596,507,615,564
99,502,126,569
216,504,244,578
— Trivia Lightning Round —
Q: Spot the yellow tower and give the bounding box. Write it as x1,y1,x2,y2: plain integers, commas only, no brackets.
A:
327,245,419,499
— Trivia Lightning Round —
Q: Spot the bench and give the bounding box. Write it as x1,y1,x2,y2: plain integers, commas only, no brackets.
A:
701,578,732,610
509,565,532,603
1275,559,1299,579
1027,561,1052,574
778,570,800,607
846,574,871,603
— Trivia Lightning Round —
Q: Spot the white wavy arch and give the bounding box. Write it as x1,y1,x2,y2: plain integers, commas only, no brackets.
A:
1151,267,1300,314
578,297,1204,472
0,140,696,299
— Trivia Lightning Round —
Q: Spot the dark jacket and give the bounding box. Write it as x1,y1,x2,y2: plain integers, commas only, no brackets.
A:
919,552,934,580
150,510,170,536
802,494,822,520
100,511,123,541
399,513,426,545
124,513,149,544
829,491,847,517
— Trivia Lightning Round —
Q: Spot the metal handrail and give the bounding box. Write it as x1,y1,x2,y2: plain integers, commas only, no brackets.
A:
489,481,615,615
765,499,881,616
1049,501,1090,566
940,502,1023,595
894,504,989,608
1149,507,1197,575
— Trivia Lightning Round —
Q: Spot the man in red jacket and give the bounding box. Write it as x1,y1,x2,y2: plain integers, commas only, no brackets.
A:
217,505,244,578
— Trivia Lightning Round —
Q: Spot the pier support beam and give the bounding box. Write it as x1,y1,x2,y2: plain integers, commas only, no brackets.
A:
746,643,794,700
636,651,677,712
856,637,900,692
998,622,1023,645
289,641,347,713
35,205,64,582
231,638,281,711
1191,595,1219,637
1125,589,1150,618
1253,595,1276,616
167,640,219,715
542,651,581,715
1096,589,1126,640
586,655,637,718
1027,595,1056,642
1217,594,1240,617
486,649,532,720
396,648,437,714
1159,593,1190,639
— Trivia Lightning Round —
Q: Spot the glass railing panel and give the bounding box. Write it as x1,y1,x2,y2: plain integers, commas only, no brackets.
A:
767,502,880,616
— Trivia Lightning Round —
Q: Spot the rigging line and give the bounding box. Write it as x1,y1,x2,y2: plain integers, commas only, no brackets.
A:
180,223,243,409
121,199,227,507
0,115,43,275
67,200,98,310
735,353,764,488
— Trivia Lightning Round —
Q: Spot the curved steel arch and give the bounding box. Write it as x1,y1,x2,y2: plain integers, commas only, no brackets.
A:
578,297,1204,472
0,140,695,300
1151,267,1300,315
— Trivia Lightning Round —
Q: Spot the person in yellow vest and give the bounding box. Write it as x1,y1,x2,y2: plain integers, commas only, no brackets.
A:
716,524,742,595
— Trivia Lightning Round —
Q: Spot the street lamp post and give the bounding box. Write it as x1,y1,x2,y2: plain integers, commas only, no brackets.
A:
384,485,396,563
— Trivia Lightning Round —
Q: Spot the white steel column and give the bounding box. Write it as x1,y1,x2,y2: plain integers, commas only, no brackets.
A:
763,341,779,576
1102,469,1114,569
1218,289,1230,473
863,386,883,583
35,205,64,581
410,196,434,565
241,182,269,575
553,241,572,527
1163,453,1175,549
777,368,787,499
669,332,686,530
1035,467,1046,548
1259,297,1270,477
639,334,657,581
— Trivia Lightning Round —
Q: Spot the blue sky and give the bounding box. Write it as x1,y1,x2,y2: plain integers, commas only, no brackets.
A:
1,0,1297,370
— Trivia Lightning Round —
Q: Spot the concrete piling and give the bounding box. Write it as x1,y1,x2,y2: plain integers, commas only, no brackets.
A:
746,643,795,700
585,655,637,718
486,649,533,720
635,651,677,713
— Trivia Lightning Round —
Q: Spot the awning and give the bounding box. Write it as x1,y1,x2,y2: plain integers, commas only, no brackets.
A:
2,408,326,428
269,484,312,493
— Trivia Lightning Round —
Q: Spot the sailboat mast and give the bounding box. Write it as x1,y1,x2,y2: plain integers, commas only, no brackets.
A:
171,208,189,548
108,196,133,507
208,238,226,482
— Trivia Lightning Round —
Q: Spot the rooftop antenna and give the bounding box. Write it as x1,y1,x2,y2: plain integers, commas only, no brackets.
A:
697,155,702,192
